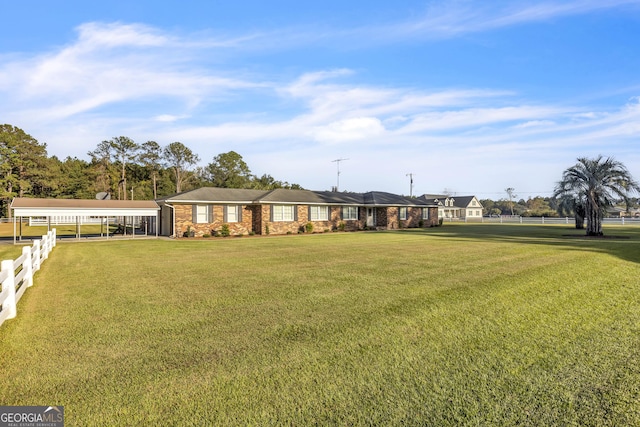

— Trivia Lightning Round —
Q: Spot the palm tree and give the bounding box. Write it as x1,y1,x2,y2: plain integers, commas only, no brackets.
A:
555,156,639,236
554,188,586,229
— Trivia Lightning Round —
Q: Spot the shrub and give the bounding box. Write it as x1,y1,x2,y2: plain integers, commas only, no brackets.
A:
338,222,346,232
265,225,270,235
220,224,231,237
418,219,424,228
438,218,444,226
202,233,211,238
305,222,314,233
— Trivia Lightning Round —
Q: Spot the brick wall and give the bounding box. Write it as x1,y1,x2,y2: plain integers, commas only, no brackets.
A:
174,202,441,237
175,203,255,237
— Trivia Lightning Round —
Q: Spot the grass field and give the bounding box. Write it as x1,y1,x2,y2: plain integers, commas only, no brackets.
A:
1,224,639,425
0,222,124,238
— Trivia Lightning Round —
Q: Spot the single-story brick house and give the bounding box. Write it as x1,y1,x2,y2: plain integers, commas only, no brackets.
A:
157,187,440,237
419,194,484,220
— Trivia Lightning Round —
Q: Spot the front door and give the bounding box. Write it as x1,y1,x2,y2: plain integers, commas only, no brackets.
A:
366,208,375,227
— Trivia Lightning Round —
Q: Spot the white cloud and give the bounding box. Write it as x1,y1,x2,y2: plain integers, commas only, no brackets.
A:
311,117,386,144
378,0,640,40
0,22,264,123
513,120,556,129
154,114,187,122
75,22,169,49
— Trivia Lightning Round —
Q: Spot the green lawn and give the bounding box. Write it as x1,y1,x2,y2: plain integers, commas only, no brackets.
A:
0,222,121,238
1,224,639,426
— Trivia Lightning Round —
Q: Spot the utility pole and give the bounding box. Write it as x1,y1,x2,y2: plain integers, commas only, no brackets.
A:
332,158,349,191
505,187,516,216
406,173,415,197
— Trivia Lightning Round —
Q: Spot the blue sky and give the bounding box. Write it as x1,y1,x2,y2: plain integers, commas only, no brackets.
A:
2,1,640,198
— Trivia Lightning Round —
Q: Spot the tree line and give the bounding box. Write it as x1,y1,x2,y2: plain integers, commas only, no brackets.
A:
3,124,637,235
0,124,301,217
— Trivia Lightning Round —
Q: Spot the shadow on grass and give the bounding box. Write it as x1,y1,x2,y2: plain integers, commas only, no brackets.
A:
390,223,640,265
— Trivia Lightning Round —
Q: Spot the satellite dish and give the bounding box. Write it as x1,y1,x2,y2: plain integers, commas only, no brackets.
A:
96,192,111,200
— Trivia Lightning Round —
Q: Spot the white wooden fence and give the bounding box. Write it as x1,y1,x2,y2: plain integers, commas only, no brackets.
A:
446,216,640,225
0,229,56,327
474,216,640,225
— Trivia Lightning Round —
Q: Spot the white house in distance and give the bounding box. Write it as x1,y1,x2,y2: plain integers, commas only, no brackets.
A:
419,195,484,220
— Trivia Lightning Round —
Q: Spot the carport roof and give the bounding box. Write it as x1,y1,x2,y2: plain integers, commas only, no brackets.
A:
11,198,160,217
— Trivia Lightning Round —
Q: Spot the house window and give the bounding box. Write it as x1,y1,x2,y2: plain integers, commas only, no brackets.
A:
399,207,407,220
195,205,211,223
342,206,358,220
476,210,481,217
273,205,295,221
310,205,329,221
422,208,429,220
472,200,477,206
225,205,240,222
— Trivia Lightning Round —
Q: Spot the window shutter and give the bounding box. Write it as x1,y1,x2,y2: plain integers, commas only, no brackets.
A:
237,205,243,222
192,205,197,223
340,207,344,220
294,206,298,221
208,205,214,223
223,205,228,223
270,205,274,222
308,206,312,221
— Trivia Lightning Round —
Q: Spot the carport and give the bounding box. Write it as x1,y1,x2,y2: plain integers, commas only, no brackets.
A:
10,198,160,243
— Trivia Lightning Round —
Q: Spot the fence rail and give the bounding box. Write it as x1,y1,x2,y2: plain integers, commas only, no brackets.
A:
448,216,640,225
0,229,56,327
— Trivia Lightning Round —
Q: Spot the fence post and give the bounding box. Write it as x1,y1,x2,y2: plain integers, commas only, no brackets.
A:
42,234,50,260
622,217,625,226
566,217,569,224
1,260,17,320
22,246,34,288
51,228,57,247
542,216,545,224
520,216,523,224
32,240,41,272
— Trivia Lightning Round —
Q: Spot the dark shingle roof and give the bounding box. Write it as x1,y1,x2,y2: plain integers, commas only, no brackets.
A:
257,189,327,204
451,196,479,208
418,194,481,209
313,191,365,205
163,187,439,207
364,191,429,206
